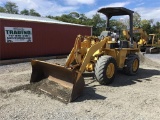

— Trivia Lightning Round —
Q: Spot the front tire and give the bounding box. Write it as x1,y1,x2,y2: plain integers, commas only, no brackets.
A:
94,55,117,85
123,54,139,75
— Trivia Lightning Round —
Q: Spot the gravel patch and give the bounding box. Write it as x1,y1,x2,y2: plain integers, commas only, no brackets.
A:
0,54,160,120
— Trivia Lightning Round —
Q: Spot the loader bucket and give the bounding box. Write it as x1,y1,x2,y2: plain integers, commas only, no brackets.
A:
30,60,85,103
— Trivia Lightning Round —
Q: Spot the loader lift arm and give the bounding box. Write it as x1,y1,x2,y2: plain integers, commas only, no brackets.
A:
66,35,107,74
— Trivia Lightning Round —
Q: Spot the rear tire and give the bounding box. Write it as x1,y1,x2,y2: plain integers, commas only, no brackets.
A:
94,55,117,85
123,54,139,75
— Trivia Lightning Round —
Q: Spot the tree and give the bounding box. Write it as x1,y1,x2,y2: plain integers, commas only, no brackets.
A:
46,15,54,19
20,9,29,15
133,12,141,27
29,9,41,17
155,22,160,33
122,12,141,28
79,14,87,21
110,19,127,30
0,6,6,13
20,8,41,16
152,22,160,34
141,19,152,34
59,14,71,22
92,13,105,35
4,1,18,14
69,12,79,18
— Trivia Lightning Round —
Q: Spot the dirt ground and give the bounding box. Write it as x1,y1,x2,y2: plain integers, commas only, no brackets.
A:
0,53,160,120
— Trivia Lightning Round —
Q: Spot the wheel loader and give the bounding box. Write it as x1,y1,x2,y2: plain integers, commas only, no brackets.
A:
133,27,148,52
132,28,160,53
145,34,160,53
30,7,140,103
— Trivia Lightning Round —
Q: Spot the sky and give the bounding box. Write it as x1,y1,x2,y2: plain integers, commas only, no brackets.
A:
0,0,160,22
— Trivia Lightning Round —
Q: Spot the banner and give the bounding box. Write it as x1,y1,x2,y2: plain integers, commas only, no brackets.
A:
5,27,33,43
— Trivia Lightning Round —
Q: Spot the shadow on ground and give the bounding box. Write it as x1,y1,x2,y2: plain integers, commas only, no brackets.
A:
75,86,107,102
82,68,160,87
75,68,160,102
112,68,160,87
1,67,159,103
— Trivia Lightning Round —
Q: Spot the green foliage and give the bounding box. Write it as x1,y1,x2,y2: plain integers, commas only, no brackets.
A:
20,9,29,15
69,12,79,18
0,2,40,17
49,13,106,35
79,14,87,22
29,9,41,17
141,19,152,34
0,6,6,12
110,19,127,30
152,22,160,34
133,12,141,27
5,1,18,14
20,9,40,17
91,14,106,35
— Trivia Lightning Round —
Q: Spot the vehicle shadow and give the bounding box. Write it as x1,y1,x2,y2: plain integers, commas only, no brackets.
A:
111,68,160,87
75,86,107,102
82,68,160,87
76,68,160,102
75,73,106,102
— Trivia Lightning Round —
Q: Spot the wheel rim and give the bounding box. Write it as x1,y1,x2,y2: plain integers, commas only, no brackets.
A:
106,63,115,78
132,59,138,72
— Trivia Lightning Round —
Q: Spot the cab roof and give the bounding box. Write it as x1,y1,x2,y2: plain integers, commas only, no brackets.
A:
98,7,134,18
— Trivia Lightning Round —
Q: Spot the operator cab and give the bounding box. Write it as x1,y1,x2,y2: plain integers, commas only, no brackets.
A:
98,31,110,40
98,7,134,48
98,27,120,42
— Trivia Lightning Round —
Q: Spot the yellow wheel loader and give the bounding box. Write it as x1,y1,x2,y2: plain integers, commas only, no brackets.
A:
133,27,148,52
145,34,160,53
132,28,160,53
30,7,140,103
